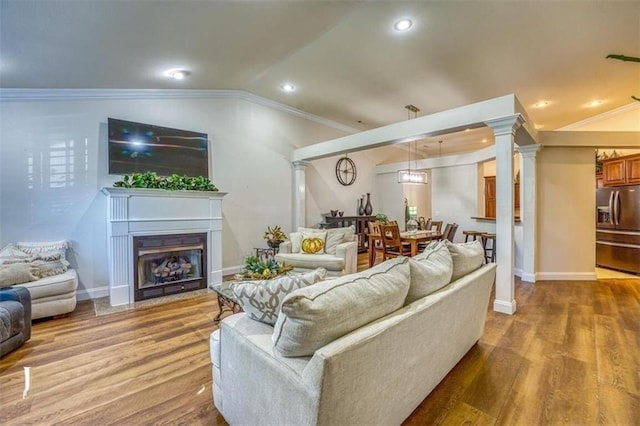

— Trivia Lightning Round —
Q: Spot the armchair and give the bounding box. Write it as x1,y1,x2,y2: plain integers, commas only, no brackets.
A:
275,226,357,276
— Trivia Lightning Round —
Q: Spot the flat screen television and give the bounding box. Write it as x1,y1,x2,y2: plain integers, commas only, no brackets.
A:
108,118,209,177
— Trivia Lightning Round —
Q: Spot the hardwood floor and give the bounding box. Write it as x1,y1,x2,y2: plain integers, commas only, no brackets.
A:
1,255,639,425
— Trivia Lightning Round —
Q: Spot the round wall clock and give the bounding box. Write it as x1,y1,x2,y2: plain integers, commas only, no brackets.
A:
335,157,357,186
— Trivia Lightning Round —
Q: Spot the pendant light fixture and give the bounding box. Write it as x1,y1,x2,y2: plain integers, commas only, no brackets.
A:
397,105,428,184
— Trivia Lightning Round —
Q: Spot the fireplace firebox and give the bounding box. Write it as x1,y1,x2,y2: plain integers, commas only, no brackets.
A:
133,233,207,301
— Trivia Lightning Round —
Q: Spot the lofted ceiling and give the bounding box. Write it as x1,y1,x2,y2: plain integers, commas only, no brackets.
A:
1,1,639,157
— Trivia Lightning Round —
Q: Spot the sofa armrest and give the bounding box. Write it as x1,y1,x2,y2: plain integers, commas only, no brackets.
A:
279,240,292,254
335,240,357,275
217,313,320,424
0,286,31,341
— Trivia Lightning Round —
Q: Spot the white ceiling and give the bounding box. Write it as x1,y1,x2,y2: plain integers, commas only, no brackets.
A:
1,1,639,156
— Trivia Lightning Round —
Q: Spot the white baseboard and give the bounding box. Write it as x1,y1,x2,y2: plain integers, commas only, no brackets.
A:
222,265,243,276
537,272,597,281
520,272,537,283
77,286,109,301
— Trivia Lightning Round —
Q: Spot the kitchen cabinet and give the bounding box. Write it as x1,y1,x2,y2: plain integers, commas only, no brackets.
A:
602,154,640,186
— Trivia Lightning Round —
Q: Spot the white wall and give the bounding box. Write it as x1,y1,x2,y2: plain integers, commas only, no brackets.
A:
0,94,346,299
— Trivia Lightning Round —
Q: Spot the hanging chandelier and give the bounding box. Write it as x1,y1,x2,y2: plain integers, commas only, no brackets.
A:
397,105,428,184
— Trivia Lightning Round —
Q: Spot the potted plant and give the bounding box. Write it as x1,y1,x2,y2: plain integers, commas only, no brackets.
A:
113,172,218,191
263,225,287,249
375,213,388,224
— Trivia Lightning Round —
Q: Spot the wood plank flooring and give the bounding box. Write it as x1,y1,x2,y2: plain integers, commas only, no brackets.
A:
1,254,639,425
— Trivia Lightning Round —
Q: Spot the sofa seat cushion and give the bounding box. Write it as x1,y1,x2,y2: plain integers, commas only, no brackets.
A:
445,240,484,281
16,269,77,300
406,241,453,304
231,268,327,325
274,253,345,271
272,257,410,357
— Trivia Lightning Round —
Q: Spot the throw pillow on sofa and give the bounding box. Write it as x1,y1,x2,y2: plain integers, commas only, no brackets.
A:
17,240,69,262
31,258,70,278
295,226,356,255
0,263,38,286
0,244,32,265
272,256,410,357
231,268,327,325
406,241,453,304
300,231,327,254
445,240,484,281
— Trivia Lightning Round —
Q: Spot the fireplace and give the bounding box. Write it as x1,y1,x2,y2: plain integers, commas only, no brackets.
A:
133,233,207,301
102,187,226,307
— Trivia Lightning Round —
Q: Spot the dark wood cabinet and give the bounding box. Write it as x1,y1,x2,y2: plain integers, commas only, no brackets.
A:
484,176,519,218
602,154,640,186
322,215,375,253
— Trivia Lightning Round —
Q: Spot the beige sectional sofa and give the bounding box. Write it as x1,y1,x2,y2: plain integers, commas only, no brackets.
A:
16,269,78,319
210,240,496,425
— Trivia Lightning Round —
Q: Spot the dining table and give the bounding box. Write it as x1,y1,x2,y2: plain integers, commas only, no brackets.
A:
368,229,442,266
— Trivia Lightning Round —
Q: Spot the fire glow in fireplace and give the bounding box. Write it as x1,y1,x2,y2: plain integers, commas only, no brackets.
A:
133,233,207,301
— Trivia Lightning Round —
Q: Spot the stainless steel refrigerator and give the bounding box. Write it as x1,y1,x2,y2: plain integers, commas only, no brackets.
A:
596,185,640,275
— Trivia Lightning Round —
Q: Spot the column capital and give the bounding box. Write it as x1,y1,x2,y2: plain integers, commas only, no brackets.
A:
515,143,542,158
485,114,526,137
292,160,309,170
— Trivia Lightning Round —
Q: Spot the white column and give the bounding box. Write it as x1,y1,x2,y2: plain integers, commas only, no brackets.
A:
292,161,308,231
485,115,524,315
515,144,541,283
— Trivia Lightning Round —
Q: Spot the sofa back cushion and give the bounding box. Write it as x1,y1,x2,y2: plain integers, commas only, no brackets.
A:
231,268,327,325
406,241,453,304
445,240,484,281
272,257,410,357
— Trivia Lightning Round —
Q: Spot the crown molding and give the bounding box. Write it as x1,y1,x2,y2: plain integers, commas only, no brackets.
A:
558,102,640,130
0,88,359,134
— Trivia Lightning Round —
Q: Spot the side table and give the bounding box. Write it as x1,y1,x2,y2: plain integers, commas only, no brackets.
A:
255,247,278,262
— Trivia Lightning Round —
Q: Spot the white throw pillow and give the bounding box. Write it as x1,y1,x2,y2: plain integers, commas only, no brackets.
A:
445,240,484,281
0,244,33,265
406,241,453,304
17,240,69,262
272,257,410,357
289,232,303,253
231,268,327,325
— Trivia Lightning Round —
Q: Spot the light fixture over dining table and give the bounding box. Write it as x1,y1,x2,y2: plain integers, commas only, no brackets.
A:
397,104,428,185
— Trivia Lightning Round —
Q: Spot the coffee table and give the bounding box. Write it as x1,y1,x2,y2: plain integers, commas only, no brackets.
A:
210,281,242,324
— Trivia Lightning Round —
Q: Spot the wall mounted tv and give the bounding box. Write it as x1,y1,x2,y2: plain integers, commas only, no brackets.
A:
108,118,209,177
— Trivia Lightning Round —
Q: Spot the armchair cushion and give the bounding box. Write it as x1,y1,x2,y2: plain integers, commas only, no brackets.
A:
275,253,345,272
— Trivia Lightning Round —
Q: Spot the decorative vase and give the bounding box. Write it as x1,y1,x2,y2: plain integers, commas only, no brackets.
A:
364,193,373,215
358,197,365,215
267,240,283,249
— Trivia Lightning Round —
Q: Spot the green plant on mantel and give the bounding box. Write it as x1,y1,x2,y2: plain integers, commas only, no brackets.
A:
606,54,640,102
113,172,218,191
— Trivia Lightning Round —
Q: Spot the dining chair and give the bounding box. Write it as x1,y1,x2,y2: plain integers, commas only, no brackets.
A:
380,223,412,260
440,223,452,241
367,221,384,267
445,223,459,242
430,220,443,233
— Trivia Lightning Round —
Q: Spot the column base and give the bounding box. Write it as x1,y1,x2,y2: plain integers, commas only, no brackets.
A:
493,299,517,315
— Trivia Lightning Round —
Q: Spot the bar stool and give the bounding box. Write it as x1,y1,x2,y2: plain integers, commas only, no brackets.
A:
462,230,483,242
480,233,496,264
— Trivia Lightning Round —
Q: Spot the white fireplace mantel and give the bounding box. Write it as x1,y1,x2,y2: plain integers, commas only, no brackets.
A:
101,187,227,306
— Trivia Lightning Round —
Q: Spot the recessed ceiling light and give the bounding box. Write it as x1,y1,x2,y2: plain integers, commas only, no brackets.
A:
587,100,603,108
281,83,295,92
534,100,550,108
394,19,413,32
166,69,190,80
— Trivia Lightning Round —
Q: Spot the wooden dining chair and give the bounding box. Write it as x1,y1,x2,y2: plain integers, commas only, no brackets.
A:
445,223,459,242
440,223,452,241
430,220,443,233
380,223,412,260
368,221,384,267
